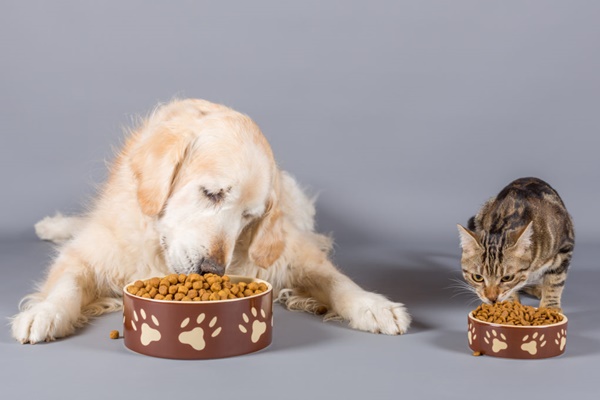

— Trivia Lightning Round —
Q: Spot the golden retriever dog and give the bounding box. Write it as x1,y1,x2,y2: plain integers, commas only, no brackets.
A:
11,99,410,344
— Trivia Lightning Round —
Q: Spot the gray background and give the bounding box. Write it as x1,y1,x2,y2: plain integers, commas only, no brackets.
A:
1,1,598,399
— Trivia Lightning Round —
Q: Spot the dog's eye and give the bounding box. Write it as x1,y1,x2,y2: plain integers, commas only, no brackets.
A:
201,186,226,203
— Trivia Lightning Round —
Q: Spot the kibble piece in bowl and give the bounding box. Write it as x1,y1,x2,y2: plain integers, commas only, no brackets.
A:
125,273,268,301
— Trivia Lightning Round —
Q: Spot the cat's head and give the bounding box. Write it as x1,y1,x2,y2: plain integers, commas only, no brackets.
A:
457,222,534,304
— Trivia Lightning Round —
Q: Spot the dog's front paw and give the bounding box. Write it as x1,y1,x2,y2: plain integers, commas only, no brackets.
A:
11,302,77,344
345,292,411,335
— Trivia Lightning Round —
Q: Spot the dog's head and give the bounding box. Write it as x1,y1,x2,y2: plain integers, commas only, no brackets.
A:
129,100,285,275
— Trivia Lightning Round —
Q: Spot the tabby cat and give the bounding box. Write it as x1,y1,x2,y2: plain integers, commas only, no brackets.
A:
457,177,574,310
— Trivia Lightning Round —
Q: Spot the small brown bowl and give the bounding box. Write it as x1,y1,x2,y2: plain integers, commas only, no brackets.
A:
123,276,273,359
468,312,568,359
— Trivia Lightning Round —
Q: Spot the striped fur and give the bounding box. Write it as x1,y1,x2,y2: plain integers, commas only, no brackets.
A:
458,177,574,310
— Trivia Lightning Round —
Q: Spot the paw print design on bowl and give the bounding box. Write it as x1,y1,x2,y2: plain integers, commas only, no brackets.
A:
178,313,222,351
555,329,567,351
521,332,546,355
131,308,161,346
239,307,267,343
467,322,477,345
484,330,508,353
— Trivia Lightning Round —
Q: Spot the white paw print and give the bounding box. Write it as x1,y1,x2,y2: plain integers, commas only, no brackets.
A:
521,332,546,355
131,308,161,346
554,329,567,351
178,313,222,351
239,307,267,343
468,322,477,345
484,329,508,353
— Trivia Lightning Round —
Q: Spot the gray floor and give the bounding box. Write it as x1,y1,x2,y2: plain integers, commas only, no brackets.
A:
1,236,598,399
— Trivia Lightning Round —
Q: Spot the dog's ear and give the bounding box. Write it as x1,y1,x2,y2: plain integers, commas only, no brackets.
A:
249,173,286,268
130,128,191,216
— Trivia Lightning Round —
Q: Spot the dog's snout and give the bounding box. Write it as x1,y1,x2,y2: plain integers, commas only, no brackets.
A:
197,258,225,276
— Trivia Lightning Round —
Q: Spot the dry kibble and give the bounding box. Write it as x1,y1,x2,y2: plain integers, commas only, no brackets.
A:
174,293,185,301
159,279,170,287
126,274,270,302
127,286,139,295
109,330,120,339
177,286,189,295
472,301,563,326
150,277,161,287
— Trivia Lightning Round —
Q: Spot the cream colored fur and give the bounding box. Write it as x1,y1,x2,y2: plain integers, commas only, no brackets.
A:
11,99,410,344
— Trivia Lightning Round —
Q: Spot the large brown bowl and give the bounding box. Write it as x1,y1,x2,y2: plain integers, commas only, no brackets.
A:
123,276,273,359
468,312,568,359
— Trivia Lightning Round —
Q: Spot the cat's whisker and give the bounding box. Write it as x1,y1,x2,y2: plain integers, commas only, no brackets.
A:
446,278,480,305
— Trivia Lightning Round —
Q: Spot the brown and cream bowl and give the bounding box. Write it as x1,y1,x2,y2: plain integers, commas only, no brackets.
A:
123,275,273,359
467,311,568,359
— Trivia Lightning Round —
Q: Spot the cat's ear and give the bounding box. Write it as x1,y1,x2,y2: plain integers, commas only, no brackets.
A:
457,224,481,255
509,221,534,256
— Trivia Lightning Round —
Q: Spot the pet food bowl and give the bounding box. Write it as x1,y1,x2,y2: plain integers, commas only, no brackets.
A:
467,312,568,359
123,276,273,359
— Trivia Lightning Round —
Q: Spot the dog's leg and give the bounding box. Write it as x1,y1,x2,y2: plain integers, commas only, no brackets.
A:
282,239,411,335
11,246,96,344
34,213,86,244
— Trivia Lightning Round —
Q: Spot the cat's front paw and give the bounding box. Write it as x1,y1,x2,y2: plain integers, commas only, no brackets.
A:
11,302,76,344
344,292,411,335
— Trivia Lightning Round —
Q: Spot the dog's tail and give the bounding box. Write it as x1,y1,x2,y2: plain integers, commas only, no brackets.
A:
34,213,86,244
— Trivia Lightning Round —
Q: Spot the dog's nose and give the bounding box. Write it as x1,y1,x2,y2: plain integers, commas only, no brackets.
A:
197,258,225,276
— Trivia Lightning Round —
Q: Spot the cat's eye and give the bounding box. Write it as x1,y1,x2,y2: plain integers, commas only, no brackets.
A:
472,274,484,282
501,275,514,282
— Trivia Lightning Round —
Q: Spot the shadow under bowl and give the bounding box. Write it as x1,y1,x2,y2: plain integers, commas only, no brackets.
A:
123,275,273,359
